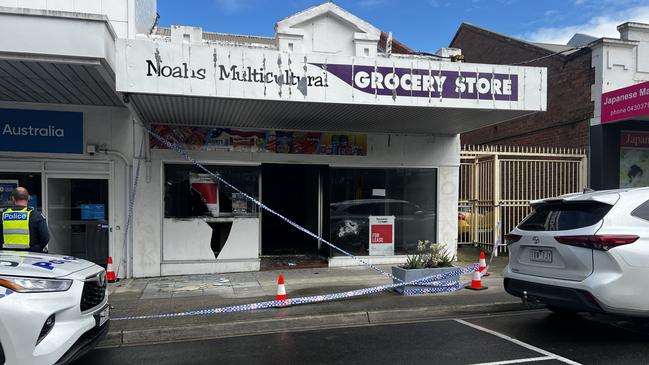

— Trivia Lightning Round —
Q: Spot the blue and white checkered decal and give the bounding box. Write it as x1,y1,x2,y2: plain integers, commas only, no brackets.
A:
0,287,14,300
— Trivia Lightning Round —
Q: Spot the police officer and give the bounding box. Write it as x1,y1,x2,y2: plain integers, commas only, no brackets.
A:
0,187,49,252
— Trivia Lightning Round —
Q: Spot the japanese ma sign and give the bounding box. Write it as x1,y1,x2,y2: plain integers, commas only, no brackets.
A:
369,216,395,256
601,80,649,124
0,108,83,153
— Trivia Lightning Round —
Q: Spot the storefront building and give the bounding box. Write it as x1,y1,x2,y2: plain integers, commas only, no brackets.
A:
590,22,649,190
0,1,547,277
0,2,147,278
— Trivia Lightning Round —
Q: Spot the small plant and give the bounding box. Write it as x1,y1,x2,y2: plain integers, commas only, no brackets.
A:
402,240,454,269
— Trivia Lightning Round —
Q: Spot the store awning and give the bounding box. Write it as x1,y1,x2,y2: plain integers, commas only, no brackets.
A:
129,93,535,134
0,57,122,106
0,8,122,107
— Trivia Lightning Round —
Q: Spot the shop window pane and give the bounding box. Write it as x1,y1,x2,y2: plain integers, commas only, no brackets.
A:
164,164,260,218
329,168,437,256
47,178,109,266
0,172,42,211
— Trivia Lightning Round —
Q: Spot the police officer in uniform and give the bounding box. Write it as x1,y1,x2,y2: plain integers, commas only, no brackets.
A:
0,187,49,252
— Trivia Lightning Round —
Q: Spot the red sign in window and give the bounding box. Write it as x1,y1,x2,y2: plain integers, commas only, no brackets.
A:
371,224,393,244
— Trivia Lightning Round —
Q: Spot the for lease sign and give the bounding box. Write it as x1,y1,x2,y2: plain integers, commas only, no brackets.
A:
601,80,649,124
369,216,395,256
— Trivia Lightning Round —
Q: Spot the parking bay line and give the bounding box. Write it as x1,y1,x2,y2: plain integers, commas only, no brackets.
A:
467,356,555,365
455,319,582,365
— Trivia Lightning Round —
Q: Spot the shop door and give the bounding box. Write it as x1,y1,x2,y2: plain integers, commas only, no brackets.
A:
45,176,110,266
261,164,324,255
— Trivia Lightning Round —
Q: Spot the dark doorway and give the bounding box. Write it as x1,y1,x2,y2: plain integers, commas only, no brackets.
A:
261,164,323,255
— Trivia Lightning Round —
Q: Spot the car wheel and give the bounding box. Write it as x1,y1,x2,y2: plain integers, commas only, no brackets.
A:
546,305,578,315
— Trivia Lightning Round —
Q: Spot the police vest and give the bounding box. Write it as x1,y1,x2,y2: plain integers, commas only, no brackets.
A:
2,207,31,249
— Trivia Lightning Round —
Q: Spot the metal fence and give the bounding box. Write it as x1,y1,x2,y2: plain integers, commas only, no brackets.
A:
458,145,588,254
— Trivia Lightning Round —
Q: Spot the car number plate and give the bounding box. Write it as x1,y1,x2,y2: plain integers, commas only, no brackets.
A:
530,248,552,263
95,305,110,327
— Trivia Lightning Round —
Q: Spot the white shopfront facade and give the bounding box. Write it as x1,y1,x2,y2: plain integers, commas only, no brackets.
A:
0,1,546,277
588,22,649,190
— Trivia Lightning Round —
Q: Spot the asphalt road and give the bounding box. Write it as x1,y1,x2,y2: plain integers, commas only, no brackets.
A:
74,310,649,365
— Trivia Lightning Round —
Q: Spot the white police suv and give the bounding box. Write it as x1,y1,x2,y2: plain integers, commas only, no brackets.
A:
504,188,649,317
0,251,109,365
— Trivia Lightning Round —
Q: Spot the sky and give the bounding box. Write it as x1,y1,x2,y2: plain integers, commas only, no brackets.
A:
156,0,649,52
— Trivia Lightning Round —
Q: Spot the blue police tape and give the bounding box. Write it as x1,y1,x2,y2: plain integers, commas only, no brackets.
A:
111,263,479,321
119,137,145,277
402,282,461,296
143,126,404,282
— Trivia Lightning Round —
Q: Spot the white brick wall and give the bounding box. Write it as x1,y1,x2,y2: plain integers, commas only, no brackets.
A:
0,0,138,38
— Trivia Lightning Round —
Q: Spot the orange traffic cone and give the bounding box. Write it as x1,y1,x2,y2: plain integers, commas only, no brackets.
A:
276,274,288,301
466,270,488,290
479,251,489,277
106,256,117,283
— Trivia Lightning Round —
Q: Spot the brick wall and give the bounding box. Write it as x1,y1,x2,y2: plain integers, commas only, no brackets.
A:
450,24,594,149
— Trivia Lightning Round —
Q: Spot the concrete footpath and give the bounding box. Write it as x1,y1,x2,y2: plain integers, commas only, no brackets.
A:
103,251,537,347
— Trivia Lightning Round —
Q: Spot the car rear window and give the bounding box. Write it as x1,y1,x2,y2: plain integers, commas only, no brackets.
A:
631,200,649,222
518,201,612,231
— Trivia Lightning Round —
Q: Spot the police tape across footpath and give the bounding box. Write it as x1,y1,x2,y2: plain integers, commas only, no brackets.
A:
110,125,498,321
112,263,479,321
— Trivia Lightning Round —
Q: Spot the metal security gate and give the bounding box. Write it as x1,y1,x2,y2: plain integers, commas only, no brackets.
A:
458,146,588,253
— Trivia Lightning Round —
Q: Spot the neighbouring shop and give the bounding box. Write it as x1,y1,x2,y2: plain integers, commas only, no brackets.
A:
0,5,137,276
588,23,649,190
591,78,649,189
0,107,126,268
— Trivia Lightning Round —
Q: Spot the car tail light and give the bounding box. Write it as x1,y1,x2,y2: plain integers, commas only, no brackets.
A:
505,234,522,245
554,235,639,251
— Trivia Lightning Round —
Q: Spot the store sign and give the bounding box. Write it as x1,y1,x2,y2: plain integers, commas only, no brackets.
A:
80,204,105,220
601,80,649,124
318,64,517,100
369,216,395,256
150,124,367,156
0,108,83,153
117,40,545,110
620,131,649,188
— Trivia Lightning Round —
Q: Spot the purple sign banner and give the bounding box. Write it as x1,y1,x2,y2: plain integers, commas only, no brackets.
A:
313,63,518,101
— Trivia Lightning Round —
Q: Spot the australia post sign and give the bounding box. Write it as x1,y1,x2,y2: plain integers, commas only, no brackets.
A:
601,80,649,124
116,40,546,111
0,108,83,154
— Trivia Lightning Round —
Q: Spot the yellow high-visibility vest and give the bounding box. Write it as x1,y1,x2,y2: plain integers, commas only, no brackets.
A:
2,207,31,249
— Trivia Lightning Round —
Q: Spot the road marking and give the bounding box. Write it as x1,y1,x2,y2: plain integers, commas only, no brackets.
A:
455,319,582,365
468,356,553,365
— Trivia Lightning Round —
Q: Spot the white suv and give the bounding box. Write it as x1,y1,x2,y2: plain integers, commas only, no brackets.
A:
0,251,109,365
504,188,649,317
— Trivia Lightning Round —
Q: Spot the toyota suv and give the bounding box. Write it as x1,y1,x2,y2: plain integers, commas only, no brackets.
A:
504,188,649,317
0,251,109,365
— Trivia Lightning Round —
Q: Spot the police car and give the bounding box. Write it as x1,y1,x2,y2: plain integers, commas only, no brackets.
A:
0,251,109,365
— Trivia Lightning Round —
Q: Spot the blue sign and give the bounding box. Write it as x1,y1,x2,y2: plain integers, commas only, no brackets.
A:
0,180,18,208
0,108,83,153
80,204,105,220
